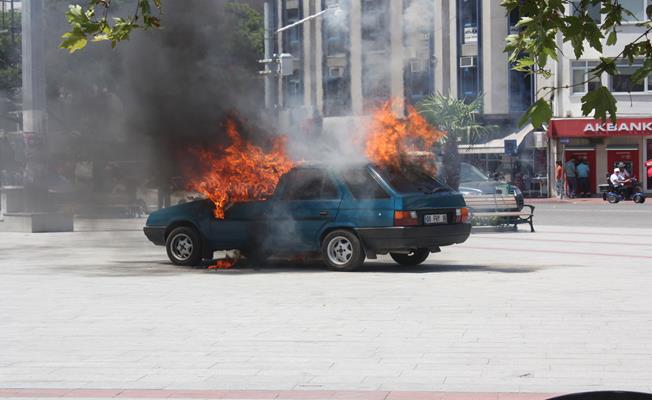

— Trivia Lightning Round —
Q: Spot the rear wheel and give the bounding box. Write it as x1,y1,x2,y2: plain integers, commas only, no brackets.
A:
166,226,203,266
390,248,430,266
321,230,365,271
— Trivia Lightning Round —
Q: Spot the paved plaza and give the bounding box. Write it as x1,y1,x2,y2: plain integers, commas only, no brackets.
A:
1,202,652,399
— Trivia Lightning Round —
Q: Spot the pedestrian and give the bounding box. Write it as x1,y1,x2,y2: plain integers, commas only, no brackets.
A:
576,159,591,197
555,160,564,199
565,157,577,198
617,162,630,179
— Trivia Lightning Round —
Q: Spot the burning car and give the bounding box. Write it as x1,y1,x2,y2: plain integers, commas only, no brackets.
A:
144,163,471,271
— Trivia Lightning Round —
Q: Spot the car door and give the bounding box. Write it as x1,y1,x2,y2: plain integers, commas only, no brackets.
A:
267,168,342,252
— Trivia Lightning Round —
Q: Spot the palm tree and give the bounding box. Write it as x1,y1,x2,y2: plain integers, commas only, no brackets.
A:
417,93,493,190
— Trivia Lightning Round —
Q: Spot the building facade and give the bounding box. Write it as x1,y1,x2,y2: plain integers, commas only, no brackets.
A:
546,0,652,195
266,0,652,196
267,0,535,126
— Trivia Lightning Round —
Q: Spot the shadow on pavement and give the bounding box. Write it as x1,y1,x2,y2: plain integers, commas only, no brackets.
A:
101,259,539,276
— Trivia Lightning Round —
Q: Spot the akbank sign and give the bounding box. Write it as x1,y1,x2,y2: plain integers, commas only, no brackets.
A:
583,121,652,134
548,117,652,138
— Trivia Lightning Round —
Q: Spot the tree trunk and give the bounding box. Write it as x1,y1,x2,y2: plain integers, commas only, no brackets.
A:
442,139,461,191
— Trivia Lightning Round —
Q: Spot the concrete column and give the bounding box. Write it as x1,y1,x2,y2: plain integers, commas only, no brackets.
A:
302,0,313,109
314,0,324,115
350,0,363,115
448,1,458,98
22,0,47,136
277,0,284,108
390,0,404,115
481,0,508,114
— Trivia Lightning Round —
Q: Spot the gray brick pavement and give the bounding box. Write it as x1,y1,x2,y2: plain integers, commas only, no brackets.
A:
1,218,652,394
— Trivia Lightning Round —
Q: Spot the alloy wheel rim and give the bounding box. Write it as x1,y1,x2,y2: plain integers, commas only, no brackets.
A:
327,236,353,266
171,233,193,261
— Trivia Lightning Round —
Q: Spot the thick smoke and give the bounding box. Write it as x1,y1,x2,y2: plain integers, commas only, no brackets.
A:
43,0,268,212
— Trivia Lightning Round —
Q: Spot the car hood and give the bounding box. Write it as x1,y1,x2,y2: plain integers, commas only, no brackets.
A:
460,180,515,195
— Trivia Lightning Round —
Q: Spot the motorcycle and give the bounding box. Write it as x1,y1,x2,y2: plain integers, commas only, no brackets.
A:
601,175,646,204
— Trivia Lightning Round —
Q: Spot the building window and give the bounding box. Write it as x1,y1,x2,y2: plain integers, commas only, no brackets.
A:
571,61,601,94
362,0,390,112
508,9,534,113
459,0,479,44
619,0,650,22
322,0,351,117
610,60,647,93
570,0,601,23
404,0,434,104
283,1,304,107
457,0,481,102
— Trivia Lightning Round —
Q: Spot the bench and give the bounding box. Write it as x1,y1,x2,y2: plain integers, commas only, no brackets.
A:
463,194,535,232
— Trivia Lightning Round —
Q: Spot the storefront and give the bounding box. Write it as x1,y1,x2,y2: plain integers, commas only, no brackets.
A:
548,117,652,194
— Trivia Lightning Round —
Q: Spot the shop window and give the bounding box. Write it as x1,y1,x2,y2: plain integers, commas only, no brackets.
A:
610,60,646,93
570,0,601,23
571,61,601,94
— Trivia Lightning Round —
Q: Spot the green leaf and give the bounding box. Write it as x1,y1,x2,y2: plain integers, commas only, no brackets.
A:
581,86,617,122
606,31,617,46
518,99,552,128
60,30,88,53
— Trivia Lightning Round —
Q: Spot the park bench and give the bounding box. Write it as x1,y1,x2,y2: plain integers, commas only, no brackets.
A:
463,194,535,232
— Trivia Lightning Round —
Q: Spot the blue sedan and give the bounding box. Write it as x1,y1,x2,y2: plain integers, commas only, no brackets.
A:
144,164,471,271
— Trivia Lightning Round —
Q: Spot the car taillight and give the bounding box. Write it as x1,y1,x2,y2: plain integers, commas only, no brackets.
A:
456,207,470,224
394,210,419,226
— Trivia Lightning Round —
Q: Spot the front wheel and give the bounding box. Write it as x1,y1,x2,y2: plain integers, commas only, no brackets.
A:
321,230,365,271
390,248,430,266
633,193,646,204
166,226,203,266
607,193,620,204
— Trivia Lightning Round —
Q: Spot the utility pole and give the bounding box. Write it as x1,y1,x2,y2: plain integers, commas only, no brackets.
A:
263,1,274,109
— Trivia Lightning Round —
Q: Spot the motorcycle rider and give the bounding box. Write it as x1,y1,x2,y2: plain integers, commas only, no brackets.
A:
617,162,630,179
610,167,630,197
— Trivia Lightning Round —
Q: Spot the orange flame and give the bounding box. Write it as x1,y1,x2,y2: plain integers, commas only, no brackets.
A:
208,256,238,269
186,118,295,219
186,103,444,222
365,101,445,173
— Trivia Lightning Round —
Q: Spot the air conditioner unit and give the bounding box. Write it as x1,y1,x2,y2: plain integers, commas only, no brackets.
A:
459,56,476,68
410,59,427,73
329,66,345,78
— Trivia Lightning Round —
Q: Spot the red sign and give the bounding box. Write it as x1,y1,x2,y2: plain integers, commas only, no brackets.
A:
548,118,652,138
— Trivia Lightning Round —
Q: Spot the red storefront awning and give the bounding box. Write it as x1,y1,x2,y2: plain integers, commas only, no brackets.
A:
548,117,652,138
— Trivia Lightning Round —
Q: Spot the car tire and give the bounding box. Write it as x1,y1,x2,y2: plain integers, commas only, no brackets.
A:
390,248,430,266
321,230,365,271
166,226,203,266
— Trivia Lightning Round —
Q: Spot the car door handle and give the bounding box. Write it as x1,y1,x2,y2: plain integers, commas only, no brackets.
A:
319,211,329,216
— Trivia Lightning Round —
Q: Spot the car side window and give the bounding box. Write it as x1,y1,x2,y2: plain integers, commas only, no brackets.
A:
342,169,390,199
283,169,339,200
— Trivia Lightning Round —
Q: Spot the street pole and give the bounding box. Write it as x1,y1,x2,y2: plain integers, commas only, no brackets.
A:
263,1,273,109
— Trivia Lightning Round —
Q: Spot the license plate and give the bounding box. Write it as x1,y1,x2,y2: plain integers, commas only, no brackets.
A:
424,214,447,224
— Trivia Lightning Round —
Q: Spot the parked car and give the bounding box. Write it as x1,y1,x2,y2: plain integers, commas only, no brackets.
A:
451,162,525,212
144,163,471,271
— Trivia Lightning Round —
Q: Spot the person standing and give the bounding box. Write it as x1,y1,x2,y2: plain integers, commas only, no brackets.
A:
565,157,577,198
555,160,564,199
576,159,591,197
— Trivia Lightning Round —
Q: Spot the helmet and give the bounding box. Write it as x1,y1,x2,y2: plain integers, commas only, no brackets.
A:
618,162,626,168
614,167,620,173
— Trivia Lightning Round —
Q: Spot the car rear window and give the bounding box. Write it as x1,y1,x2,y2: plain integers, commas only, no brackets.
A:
341,168,390,199
376,166,450,194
